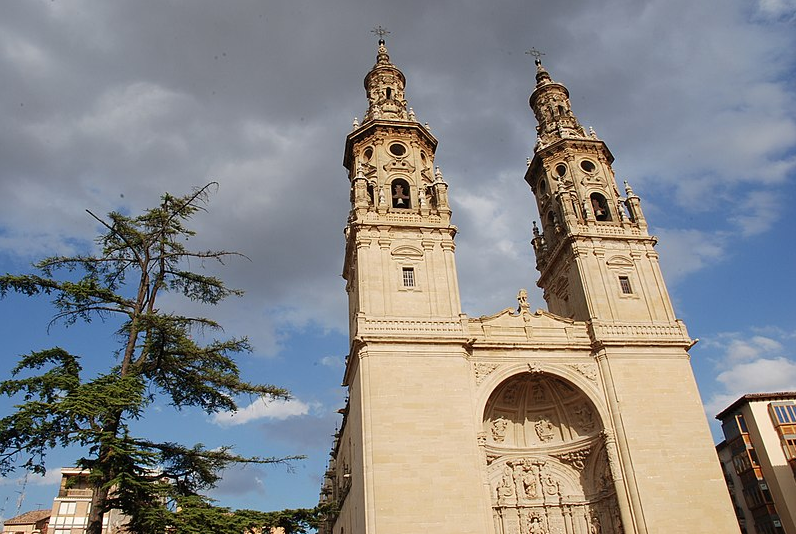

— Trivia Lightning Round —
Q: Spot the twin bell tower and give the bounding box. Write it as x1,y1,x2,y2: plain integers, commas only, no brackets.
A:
318,37,739,534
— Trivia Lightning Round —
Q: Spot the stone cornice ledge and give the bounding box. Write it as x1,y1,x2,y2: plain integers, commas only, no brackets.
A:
587,319,692,349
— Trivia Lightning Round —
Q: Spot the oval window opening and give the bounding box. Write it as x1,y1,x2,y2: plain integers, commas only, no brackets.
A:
389,143,406,157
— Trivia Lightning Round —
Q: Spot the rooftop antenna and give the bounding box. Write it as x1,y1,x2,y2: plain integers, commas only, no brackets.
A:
15,472,28,516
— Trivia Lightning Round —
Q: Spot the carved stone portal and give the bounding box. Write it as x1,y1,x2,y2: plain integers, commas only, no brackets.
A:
483,373,623,533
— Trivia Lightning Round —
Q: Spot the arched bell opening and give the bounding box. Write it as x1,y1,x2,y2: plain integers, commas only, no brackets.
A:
390,177,412,209
590,193,612,222
482,372,624,534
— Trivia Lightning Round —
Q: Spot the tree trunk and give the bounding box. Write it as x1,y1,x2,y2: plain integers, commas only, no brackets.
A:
87,482,111,534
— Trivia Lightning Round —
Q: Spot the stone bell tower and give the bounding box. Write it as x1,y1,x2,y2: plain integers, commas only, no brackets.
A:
323,37,489,534
525,59,670,326
320,42,739,534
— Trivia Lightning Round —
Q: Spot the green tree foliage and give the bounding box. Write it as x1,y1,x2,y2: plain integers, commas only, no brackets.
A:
0,184,303,533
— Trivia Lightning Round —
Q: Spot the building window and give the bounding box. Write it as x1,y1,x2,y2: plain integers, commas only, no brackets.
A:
619,276,632,294
58,501,76,515
402,267,415,288
770,403,796,425
737,414,748,433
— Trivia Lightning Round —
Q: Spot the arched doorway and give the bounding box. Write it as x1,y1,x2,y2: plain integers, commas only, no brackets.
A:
482,372,623,533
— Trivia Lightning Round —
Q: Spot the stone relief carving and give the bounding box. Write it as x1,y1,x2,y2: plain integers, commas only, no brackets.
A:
528,361,545,375
526,512,548,534
554,447,591,471
531,381,546,402
535,417,555,442
568,363,598,382
497,465,517,504
520,464,540,500
540,465,561,496
484,374,622,534
475,362,500,384
492,417,509,443
503,382,520,404
574,402,595,432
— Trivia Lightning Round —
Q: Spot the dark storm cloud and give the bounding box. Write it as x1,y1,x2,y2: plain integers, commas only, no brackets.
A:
1,0,794,515
0,0,793,362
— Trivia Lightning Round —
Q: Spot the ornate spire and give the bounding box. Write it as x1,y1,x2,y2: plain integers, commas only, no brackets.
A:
363,32,409,122
527,55,587,148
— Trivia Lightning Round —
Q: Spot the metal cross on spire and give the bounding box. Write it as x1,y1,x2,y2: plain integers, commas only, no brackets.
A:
371,25,390,41
526,47,545,64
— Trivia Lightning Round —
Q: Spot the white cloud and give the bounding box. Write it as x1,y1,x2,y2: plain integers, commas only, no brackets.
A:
654,228,728,284
755,0,796,20
703,331,796,417
716,357,796,393
706,334,785,365
729,190,783,237
0,469,61,488
212,397,311,427
320,355,345,368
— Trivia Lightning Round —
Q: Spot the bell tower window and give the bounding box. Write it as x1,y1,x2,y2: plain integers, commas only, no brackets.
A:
402,267,415,287
619,276,632,294
590,193,611,221
391,178,411,208
389,143,406,157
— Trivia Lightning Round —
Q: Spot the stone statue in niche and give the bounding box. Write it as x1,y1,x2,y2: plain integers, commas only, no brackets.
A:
527,514,547,534
497,465,516,503
520,462,539,499
574,402,595,432
491,417,509,443
535,417,555,442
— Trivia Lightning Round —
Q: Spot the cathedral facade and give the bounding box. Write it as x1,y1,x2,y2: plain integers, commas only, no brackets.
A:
319,39,739,534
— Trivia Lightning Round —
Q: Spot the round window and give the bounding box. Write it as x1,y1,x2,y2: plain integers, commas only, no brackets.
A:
580,160,596,173
389,143,407,157
363,147,373,161
539,179,547,194
555,164,567,177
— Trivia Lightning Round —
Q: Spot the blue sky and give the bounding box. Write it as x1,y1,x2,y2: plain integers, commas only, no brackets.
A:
1,0,795,523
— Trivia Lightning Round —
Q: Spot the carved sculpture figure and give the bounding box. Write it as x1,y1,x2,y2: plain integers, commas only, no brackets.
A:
535,417,555,442
517,288,530,312
492,417,509,443
497,465,516,502
574,402,595,432
522,464,539,499
528,515,546,534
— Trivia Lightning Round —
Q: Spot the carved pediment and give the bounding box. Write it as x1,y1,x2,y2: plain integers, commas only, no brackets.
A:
391,245,423,259
469,308,585,344
605,255,634,268
475,308,575,329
